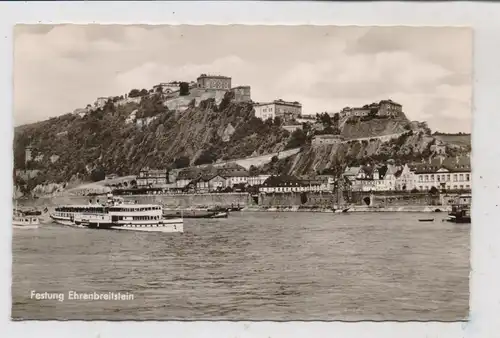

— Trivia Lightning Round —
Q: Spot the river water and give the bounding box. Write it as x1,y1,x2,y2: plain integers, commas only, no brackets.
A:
12,212,469,321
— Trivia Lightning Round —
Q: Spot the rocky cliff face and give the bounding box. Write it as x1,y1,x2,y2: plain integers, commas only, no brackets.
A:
340,115,409,139
262,128,470,177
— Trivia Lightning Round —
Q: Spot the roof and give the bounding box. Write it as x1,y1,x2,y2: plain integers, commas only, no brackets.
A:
385,165,399,176
409,156,471,174
343,166,361,176
195,174,225,183
262,175,302,187
274,99,302,107
197,74,231,79
380,99,402,107
301,179,326,185
360,165,374,176
177,169,200,180
253,100,302,108
220,170,249,178
377,165,388,178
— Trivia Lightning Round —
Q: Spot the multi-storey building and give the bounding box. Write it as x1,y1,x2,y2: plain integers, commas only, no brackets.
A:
339,99,403,119
247,174,271,186
136,168,169,188
230,86,251,102
378,99,403,117
410,156,471,191
94,97,111,108
253,99,302,121
197,74,232,90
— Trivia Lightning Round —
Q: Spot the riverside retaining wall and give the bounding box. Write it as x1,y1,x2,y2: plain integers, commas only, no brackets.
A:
23,193,253,209
259,192,336,207
19,191,452,210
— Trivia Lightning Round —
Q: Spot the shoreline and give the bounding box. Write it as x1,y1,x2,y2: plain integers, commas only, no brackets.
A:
163,205,451,213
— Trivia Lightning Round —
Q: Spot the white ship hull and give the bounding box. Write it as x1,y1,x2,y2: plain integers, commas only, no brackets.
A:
50,215,86,227
110,222,183,233
13,215,40,229
13,224,39,229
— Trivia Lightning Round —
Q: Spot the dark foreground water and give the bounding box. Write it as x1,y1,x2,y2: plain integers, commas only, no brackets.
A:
12,212,469,321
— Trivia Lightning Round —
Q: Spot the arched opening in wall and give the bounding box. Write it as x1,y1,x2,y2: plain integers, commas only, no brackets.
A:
252,195,258,204
363,196,371,206
300,192,308,204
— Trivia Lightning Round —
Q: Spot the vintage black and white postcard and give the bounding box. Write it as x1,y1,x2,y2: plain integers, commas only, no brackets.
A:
11,24,472,321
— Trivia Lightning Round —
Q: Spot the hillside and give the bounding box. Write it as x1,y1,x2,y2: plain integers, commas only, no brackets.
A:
14,91,471,193
261,129,470,177
13,93,290,187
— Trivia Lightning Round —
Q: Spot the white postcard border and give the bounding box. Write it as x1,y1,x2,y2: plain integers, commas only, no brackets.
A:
1,1,498,338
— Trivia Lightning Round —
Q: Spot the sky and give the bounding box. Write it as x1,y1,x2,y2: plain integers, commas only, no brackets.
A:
13,25,472,133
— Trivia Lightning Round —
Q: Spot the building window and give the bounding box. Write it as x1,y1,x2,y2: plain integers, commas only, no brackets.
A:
466,174,470,181
447,174,450,181
453,174,457,181
459,174,464,181
430,174,434,181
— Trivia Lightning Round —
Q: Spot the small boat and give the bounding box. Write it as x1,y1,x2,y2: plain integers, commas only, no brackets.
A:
207,206,230,213
13,209,40,229
418,218,434,222
211,212,228,219
447,194,471,224
333,205,350,213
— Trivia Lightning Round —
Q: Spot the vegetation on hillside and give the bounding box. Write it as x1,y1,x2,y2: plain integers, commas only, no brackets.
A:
13,93,289,187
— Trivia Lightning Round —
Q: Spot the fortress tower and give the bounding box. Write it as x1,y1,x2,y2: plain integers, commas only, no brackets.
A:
197,74,232,90
25,145,33,168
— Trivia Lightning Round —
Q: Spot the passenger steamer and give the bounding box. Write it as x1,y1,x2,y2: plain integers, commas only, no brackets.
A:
51,194,183,233
13,201,41,229
13,209,40,229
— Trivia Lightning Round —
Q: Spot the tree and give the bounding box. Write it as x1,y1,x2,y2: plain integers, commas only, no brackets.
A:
90,168,106,182
194,149,217,165
173,156,190,169
429,186,439,195
319,113,332,127
128,89,141,98
274,116,282,126
179,82,190,96
285,129,307,149
249,165,259,176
